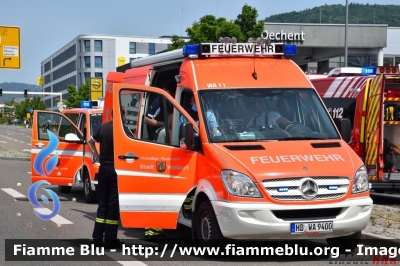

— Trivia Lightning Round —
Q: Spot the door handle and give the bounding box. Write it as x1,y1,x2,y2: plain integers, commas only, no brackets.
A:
118,155,139,160
35,142,45,148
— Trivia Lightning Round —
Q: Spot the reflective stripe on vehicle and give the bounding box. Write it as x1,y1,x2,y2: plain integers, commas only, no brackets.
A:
119,193,187,212
31,148,84,156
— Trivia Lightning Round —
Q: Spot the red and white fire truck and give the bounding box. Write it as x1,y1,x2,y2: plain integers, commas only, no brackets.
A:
311,66,400,192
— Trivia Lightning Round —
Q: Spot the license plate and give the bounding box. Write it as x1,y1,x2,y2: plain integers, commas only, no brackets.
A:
290,221,333,234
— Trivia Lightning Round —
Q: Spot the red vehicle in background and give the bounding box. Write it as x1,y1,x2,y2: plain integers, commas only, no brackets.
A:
311,66,400,192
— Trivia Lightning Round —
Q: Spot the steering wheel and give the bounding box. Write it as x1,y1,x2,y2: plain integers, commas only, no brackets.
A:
285,122,312,135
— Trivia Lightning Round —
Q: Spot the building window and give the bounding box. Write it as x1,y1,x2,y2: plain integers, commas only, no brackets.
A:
129,42,136,54
84,40,90,52
95,72,103,78
95,56,102,68
84,56,91,68
78,40,81,52
149,43,155,55
384,57,393,66
95,40,102,52
84,72,91,83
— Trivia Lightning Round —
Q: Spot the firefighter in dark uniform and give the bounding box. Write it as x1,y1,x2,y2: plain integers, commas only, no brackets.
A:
144,80,176,141
88,107,126,248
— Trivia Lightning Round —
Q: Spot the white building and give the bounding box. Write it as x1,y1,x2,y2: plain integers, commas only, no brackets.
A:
40,35,172,109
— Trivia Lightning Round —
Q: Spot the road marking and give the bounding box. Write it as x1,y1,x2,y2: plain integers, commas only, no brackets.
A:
34,208,73,225
19,141,24,143
27,172,31,174
21,149,31,153
1,188,26,198
0,141,6,143
104,251,148,266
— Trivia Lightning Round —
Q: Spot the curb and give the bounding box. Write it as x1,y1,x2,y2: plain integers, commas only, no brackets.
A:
361,231,400,245
0,157,30,161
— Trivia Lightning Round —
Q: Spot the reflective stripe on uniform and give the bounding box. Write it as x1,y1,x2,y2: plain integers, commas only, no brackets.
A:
95,217,106,223
183,196,193,210
105,219,119,225
145,228,163,236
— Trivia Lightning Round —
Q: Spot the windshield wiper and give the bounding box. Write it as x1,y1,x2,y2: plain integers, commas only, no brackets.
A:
279,136,328,141
233,139,259,142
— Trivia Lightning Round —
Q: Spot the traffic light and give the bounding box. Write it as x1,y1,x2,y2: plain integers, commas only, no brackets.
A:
24,89,28,98
0,88,2,97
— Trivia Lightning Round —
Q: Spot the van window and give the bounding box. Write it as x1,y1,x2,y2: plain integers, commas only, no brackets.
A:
36,112,79,140
119,89,196,147
199,88,340,143
90,113,102,135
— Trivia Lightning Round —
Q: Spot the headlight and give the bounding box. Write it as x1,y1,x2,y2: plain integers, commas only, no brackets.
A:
352,165,369,194
221,170,262,198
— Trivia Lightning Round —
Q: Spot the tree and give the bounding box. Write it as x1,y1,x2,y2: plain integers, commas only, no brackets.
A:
234,4,265,42
168,35,187,51
15,96,46,120
64,82,90,108
186,15,242,43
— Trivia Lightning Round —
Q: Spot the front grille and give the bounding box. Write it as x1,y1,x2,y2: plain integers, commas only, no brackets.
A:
272,208,342,221
262,176,349,201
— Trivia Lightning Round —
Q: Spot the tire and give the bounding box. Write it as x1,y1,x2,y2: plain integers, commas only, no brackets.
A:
83,170,97,203
196,201,226,248
326,231,361,252
58,185,72,193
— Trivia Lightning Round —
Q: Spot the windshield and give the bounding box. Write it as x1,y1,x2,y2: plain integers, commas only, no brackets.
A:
199,89,340,143
90,113,102,135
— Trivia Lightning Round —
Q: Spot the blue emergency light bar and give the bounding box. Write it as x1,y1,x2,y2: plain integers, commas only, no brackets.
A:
361,67,376,75
80,101,93,108
183,43,297,57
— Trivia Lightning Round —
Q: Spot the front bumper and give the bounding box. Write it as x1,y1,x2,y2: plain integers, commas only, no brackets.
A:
212,197,372,239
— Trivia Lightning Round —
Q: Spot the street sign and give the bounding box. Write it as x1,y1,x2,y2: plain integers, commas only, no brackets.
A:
90,78,103,101
0,26,20,69
29,108,33,113
59,107,64,112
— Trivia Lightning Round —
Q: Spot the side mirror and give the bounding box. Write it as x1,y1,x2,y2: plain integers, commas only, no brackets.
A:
338,118,351,143
179,122,194,150
65,133,84,144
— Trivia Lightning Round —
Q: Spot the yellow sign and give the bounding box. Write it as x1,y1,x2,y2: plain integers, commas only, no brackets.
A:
26,113,31,118
90,78,103,101
59,107,64,112
0,26,20,69
118,56,126,66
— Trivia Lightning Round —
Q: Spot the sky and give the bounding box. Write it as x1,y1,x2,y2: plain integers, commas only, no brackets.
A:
0,0,398,85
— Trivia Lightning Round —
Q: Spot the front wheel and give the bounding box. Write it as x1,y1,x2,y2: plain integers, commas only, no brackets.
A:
84,170,97,203
196,201,226,248
326,231,361,252
58,185,72,193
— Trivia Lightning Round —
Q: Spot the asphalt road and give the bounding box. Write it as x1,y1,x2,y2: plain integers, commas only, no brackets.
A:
0,124,398,265
0,159,339,266
0,124,32,157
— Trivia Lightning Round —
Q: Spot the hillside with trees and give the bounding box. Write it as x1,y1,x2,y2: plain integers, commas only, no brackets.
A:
265,3,400,26
0,82,41,102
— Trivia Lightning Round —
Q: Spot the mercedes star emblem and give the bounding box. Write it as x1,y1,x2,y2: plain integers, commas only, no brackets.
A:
299,178,318,200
